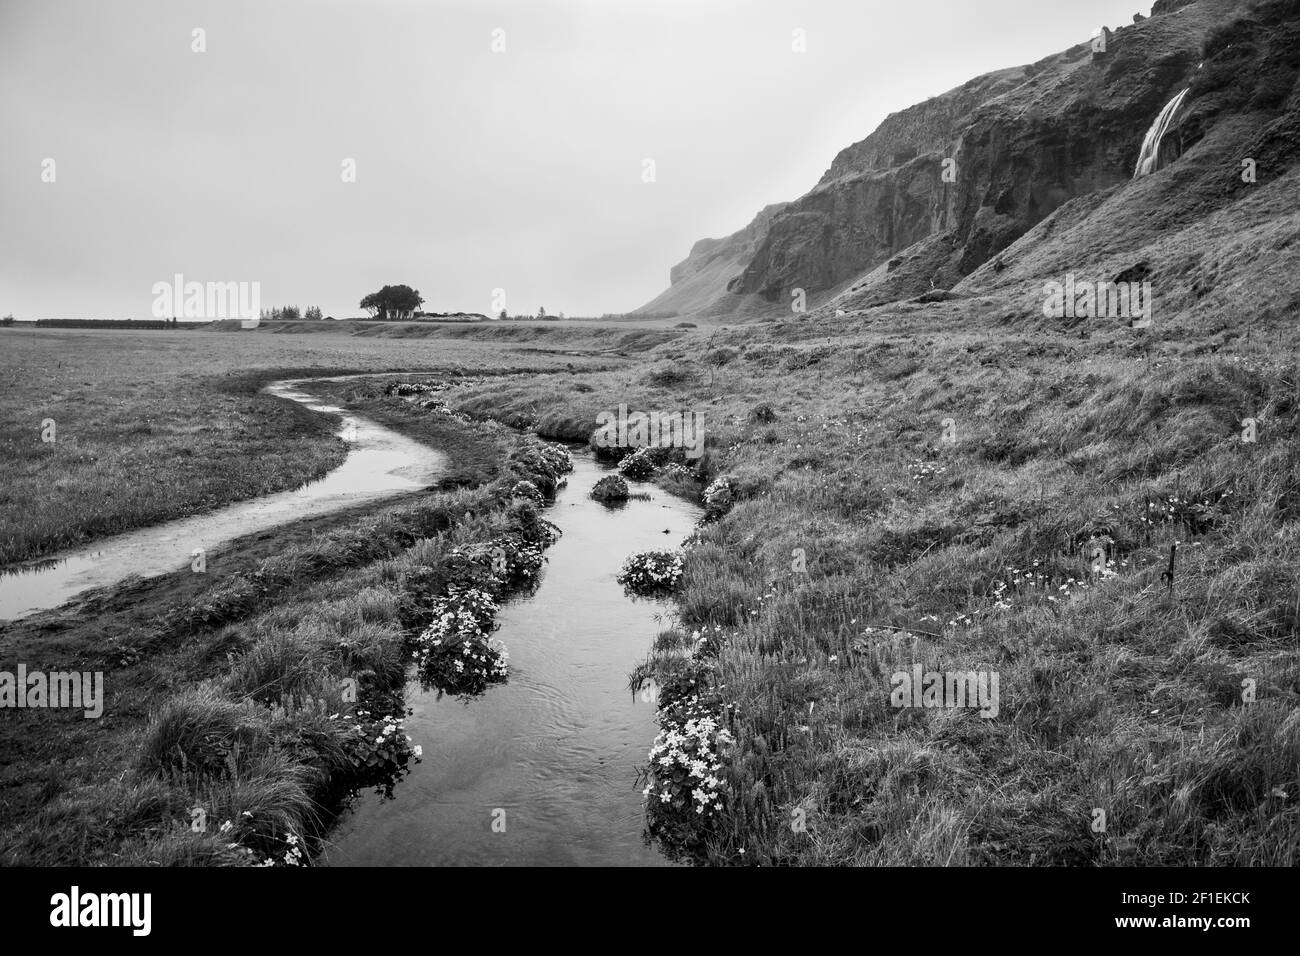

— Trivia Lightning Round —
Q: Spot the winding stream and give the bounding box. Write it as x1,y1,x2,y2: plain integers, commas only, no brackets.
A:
0,378,447,620
2,375,699,864
322,452,701,866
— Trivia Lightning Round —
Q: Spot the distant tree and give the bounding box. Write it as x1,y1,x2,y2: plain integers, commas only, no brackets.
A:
304,306,323,320
360,284,424,320
538,306,547,318
498,309,507,320
0,314,14,326
280,305,301,320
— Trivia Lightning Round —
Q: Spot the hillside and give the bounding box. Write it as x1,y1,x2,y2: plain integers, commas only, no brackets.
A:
636,0,1290,321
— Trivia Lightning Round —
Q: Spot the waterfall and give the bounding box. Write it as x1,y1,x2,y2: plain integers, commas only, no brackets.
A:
1134,88,1189,178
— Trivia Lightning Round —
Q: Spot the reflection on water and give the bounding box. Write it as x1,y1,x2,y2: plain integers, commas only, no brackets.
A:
0,378,447,620
321,452,701,867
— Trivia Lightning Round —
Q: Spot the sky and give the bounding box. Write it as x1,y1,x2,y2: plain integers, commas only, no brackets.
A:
0,0,1156,320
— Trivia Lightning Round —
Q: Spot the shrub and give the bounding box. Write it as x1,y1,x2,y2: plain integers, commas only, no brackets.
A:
705,347,738,367
643,364,696,387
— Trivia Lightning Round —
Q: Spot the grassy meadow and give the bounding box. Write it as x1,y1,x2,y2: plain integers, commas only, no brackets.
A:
2,312,1297,866
0,326,622,566
446,304,1300,866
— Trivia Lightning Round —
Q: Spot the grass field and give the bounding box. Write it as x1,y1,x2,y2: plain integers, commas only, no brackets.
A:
2,312,1298,866
444,303,1300,866
0,326,618,567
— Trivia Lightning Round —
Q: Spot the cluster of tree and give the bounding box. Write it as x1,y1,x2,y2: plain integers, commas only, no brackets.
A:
360,285,423,320
1,314,14,326
259,305,325,320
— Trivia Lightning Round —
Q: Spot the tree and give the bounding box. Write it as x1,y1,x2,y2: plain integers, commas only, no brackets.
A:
305,306,323,320
360,284,424,320
498,309,507,320
1,314,14,326
281,305,301,320
538,305,547,318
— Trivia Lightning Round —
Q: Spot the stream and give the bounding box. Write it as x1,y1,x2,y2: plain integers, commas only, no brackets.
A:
321,451,700,866
2,374,700,864
0,378,446,620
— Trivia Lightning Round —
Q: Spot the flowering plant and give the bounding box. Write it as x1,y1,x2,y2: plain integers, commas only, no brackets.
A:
642,681,733,857
338,708,423,797
511,442,574,482
617,551,684,595
490,536,546,587
659,462,695,483
618,447,658,480
511,479,544,504
703,476,733,519
644,701,732,816
414,585,508,697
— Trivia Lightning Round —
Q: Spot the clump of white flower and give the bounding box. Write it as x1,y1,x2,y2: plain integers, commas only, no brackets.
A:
642,708,732,816
617,551,684,595
703,476,733,519
414,585,508,695
511,479,544,504
618,447,658,480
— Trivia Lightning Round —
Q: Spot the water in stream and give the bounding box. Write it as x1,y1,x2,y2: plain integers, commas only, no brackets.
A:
322,452,701,866
0,379,446,620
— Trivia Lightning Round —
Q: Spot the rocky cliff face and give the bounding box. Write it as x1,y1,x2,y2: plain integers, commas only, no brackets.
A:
635,203,788,317
955,0,1300,321
637,0,1255,319
725,66,1029,305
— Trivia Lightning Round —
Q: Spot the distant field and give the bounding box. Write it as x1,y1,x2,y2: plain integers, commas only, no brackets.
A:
0,326,616,566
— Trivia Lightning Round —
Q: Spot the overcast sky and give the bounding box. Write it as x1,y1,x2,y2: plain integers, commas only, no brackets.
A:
0,0,1154,320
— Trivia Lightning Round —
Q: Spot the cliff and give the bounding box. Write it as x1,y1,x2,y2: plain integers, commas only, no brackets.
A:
636,0,1271,320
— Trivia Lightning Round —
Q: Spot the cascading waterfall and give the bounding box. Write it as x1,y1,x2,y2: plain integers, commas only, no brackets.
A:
1134,88,1190,178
